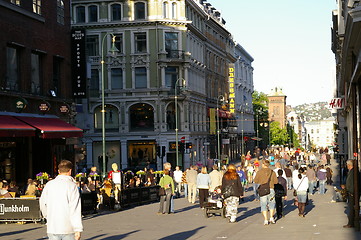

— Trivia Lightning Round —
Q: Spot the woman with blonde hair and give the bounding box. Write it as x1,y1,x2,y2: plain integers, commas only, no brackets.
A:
196,166,211,209
221,164,244,223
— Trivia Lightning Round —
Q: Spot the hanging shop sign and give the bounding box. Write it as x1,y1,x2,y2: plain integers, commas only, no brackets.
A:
71,29,86,98
15,98,27,113
228,64,235,114
39,101,51,113
329,98,344,110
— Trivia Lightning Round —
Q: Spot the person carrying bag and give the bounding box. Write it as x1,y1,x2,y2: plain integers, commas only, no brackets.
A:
157,169,174,214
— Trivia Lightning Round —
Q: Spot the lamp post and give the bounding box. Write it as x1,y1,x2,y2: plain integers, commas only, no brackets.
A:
175,78,185,167
217,95,224,164
101,33,119,178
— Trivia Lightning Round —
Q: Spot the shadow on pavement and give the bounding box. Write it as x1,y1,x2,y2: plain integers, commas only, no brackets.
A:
86,230,140,240
0,227,42,238
158,226,205,240
237,206,261,222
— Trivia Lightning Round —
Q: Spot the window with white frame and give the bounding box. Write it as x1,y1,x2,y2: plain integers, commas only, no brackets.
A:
114,33,123,53
88,5,98,22
134,2,145,20
86,35,99,56
134,32,147,53
165,66,178,88
57,0,65,25
165,32,178,58
33,0,41,15
134,67,147,88
163,2,168,18
111,4,122,21
172,2,177,19
76,6,85,23
6,47,20,91
111,68,123,89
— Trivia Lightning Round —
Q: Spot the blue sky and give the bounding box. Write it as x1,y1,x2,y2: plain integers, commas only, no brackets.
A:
211,0,337,106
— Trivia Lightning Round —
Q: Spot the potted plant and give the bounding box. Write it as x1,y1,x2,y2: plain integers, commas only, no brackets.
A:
36,172,49,184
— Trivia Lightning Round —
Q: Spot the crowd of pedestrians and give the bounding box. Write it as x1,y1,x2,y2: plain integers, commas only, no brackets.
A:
156,147,353,227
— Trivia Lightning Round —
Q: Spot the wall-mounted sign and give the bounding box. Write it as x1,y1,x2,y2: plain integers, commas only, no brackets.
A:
71,29,86,98
228,64,235,114
15,98,27,113
59,103,70,114
329,98,344,110
39,101,51,113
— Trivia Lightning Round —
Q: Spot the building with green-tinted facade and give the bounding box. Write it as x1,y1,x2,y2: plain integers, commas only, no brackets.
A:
72,0,242,171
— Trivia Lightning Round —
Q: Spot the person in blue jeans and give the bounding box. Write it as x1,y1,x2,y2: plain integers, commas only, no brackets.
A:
316,165,327,194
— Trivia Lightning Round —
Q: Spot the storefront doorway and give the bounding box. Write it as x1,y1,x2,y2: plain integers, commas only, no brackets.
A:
128,141,156,170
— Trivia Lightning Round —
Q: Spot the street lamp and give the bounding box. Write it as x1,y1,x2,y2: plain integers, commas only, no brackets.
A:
175,78,186,167
101,33,119,178
217,95,224,164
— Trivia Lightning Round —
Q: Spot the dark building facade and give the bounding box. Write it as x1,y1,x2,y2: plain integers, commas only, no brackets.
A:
0,0,82,185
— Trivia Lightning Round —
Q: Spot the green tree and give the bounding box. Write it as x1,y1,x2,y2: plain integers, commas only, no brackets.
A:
252,91,269,148
270,121,289,145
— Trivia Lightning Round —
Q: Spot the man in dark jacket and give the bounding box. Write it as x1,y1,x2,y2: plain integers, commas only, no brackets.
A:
275,169,287,219
344,160,354,228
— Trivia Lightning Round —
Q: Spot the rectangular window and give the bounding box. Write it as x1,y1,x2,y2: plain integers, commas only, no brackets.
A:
111,68,123,89
57,0,65,25
134,33,147,53
165,32,178,58
31,53,41,95
90,69,99,97
134,2,145,20
88,5,98,22
53,57,61,97
33,0,41,15
114,34,123,53
6,47,19,91
76,6,85,23
86,35,99,56
135,67,147,88
165,67,178,88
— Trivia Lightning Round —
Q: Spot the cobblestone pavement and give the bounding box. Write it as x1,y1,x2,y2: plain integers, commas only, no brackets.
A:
1,158,360,240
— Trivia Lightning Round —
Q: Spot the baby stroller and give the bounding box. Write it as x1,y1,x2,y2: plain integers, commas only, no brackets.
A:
204,186,226,218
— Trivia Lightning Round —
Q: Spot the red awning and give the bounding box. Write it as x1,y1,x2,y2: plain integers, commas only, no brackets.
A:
0,116,36,137
16,116,83,139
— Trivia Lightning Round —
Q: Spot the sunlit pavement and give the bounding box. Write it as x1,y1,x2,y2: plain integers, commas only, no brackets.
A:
0,158,360,240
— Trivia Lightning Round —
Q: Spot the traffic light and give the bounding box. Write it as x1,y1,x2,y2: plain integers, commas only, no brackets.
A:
186,143,192,149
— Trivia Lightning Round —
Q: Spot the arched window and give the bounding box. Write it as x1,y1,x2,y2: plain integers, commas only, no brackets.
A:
111,4,122,21
94,105,119,131
88,5,98,22
163,2,168,18
76,6,85,23
134,2,145,20
129,103,154,131
172,2,177,19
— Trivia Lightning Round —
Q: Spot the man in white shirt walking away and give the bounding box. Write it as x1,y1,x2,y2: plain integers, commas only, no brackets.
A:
40,160,83,240
173,166,183,198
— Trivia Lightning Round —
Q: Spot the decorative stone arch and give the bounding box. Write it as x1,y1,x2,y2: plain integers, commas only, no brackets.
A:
93,103,120,131
128,102,155,131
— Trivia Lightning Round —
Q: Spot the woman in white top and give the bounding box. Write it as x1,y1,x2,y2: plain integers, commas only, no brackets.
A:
293,167,309,217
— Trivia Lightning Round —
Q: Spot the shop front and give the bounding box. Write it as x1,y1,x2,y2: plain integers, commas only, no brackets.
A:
0,114,83,185
127,140,157,171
